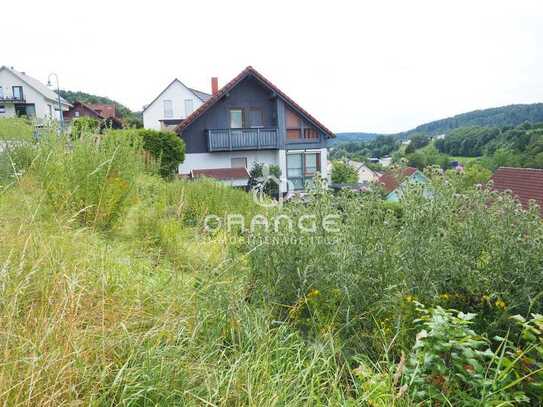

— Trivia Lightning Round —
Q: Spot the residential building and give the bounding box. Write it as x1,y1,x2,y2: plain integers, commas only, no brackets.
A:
378,167,429,201
63,101,123,129
0,66,71,122
175,66,334,193
347,160,382,183
491,167,543,216
143,79,211,131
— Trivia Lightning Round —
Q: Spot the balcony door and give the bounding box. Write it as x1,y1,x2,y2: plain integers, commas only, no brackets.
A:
12,86,23,100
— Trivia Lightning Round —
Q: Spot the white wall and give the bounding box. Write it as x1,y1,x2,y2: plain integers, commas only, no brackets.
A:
143,80,206,130
0,69,65,121
179,150,279,174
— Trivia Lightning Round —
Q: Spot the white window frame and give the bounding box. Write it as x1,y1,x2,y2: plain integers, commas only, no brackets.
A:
163,100,173,118
184,99,194,117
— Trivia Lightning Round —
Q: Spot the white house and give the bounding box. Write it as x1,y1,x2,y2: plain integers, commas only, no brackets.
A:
142,78,211,131
0,66,71,122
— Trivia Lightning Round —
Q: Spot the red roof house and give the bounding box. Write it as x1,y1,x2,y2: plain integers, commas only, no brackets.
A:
378,167,418,193
491,167,543,215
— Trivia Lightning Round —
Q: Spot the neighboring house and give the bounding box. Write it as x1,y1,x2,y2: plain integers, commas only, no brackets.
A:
347,160,381,183
491,167,543,216
143,78,211,131
378,167,429,201
0,66,71,122
63,101,123,129
175,66,335,193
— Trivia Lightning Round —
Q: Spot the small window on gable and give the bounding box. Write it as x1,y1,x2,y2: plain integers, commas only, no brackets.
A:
230,109,243,128
163,100,173,118
184,99,194,116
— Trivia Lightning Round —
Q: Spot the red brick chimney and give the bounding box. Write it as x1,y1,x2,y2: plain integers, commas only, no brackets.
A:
211,77,219,96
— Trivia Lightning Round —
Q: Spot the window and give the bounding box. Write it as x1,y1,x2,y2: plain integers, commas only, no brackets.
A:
0,86,3,99
287,152,321,191
231,157,247,168
48,105,53,118
248,108,263,128
12,86,23,100
75,111,80,117
285,108,319,141
184,99,194,116
0,105,5,114
230,109,243,128
163,100,173,118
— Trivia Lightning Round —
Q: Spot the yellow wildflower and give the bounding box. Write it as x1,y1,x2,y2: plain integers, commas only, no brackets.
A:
495,299,506,310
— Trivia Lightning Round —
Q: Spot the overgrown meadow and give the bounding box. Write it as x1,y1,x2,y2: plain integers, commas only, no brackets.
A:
0,118,542,406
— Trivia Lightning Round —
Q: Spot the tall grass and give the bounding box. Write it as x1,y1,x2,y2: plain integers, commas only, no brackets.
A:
0,121,541,405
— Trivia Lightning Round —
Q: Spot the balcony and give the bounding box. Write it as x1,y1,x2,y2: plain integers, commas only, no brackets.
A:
0,95,25,103
208,128,278,152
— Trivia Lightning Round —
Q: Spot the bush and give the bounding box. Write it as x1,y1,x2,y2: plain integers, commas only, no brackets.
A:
331,160,358,183
248,161,282,198
109,129,185,178
249,177,543,355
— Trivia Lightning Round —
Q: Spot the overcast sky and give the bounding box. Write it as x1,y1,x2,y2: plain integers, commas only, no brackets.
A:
4,0,543,133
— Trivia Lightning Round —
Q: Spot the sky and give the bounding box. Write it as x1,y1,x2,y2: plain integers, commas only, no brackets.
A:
4,0,543,133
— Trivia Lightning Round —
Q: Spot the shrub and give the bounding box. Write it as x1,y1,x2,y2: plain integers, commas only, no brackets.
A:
331,160,358,183
70,116,101,139
249,177,543,354
248,161,282,198
109,129,185,178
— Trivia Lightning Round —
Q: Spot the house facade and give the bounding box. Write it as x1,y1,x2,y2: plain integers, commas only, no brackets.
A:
143,79,211,131
0,66,71,122
176,66,334,193
63,101,123,129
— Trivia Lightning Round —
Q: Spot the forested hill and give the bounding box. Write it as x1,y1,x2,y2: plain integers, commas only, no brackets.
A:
334,103,543,143
58,90,142,127
400,103,543,139
331,132,382,144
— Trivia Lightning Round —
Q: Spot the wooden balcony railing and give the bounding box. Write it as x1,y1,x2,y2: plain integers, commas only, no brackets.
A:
208,128,278,152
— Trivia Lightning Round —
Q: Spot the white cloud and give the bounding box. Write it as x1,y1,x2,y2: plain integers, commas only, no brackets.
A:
4,0,543,133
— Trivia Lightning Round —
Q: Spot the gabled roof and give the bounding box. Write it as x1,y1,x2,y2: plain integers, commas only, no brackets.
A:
378,167,418,193
88,103,117,119
0,66,71,107
69,101,123,127
191,167,249,180
175,66,335,138
143,78,211,112
491,167,543,215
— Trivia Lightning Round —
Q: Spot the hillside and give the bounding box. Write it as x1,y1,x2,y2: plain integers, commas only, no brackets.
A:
58,89,143,127
336,103,543,143
400,103,543,139
331,132,382,144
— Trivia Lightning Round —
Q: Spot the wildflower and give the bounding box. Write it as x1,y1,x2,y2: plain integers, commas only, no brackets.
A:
404,295,415,303
439,293,450,301
495,299,506,310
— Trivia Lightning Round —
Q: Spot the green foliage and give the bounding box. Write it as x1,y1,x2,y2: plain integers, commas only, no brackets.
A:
70,116,100,139
0,117,34,142
32,133,146,229
248,161,282,198
402,103,543,138
109,128,185,178
331,160,358,183
403,305,532,404
405,134,430,153
249,177,543,357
